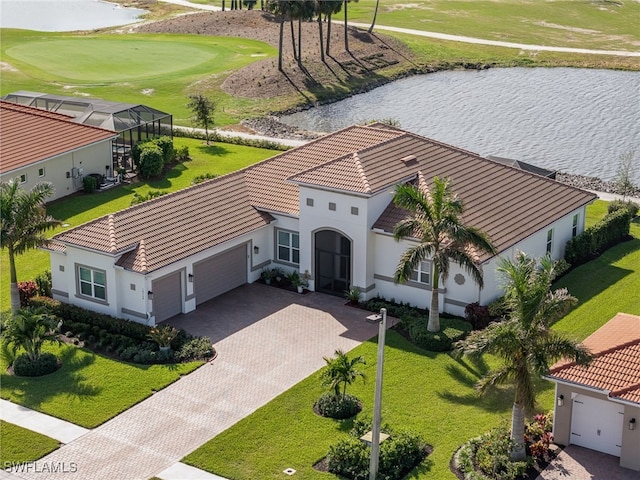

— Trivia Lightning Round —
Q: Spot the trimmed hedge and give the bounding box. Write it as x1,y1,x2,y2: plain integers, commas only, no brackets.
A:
401,315,472,352
13,352,58,377
565,206,634,266
316,392,361,419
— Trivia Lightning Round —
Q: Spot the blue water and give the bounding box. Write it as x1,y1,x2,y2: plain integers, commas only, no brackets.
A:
0,0,147,31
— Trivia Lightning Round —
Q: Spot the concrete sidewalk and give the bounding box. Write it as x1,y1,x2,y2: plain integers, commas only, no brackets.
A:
0,399,88,444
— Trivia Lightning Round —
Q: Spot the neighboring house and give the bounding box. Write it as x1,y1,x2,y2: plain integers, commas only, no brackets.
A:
486,155,557,180
546,313,640,471
0,101,117,201
1,91,172,174
43,124,596,325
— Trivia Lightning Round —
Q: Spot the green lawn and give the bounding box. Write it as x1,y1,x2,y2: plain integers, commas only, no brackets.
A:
0,30,277,125
0,421,60,465
183,200,639,479
0,343,201,429
0,138,277,312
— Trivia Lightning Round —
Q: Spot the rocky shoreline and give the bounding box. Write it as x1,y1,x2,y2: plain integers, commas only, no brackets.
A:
556,172,640,198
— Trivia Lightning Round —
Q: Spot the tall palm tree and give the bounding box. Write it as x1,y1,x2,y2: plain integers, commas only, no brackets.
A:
324,0,342,56
265,0,287,71
455,253,592,461
393,175,495,332
321,349,366,399
1,181,60,313
1,307,60,362
368,0,379,33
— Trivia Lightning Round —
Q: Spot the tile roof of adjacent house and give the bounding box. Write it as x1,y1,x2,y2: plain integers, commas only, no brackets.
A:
0,101,117,175
547,313,640,405
49,123,596,273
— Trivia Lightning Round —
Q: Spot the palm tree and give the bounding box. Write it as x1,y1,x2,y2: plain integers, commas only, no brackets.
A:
393,175,496,332
321,349,366,399
265,0,287,71
1,307,60,362
368,0,379,33
455,253,593,461
324,0,342,56
1,180,60,313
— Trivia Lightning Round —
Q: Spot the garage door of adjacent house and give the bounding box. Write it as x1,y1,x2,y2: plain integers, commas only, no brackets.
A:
152,271,182,323
194,244,247,306
570,394,624,457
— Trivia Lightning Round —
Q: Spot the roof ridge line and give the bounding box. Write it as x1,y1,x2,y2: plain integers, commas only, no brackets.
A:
610,382,640,398
138,239,148,274
548,339,640,373
108,215,117,253
353,153,371,193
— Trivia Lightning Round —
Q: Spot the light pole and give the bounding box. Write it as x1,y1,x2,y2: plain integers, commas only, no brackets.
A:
366,307,387,480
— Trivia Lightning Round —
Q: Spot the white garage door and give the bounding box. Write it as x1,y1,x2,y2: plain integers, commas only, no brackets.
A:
570,394,624,457
194,244,247,306
152,271,182,323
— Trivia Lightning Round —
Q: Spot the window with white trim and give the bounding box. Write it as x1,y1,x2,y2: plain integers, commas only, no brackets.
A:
19,173,27,184
38,167,46,177
410,261,431,285
572,214,579,237
546,229,553,254
277,230,299,264
78,266,106,301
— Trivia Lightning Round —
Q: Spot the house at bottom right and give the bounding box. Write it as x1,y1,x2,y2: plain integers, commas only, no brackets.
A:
546,312,640,471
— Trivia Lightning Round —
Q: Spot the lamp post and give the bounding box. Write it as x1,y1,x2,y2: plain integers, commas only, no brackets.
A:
366,307,387,480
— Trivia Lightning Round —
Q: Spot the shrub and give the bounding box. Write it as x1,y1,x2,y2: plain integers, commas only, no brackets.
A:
345,287,362,304
316,392,361,419
326,437,369,480
137,144,164,179
83,175,97,193
362,295,428,319
148,325,179,348
464,302,491,330
13,352,58,377
191,173,218,185
34,270,52,297
130,190,167,206
153,136,176,164
401,315,472,351
487,295,509,319
18,281,39,307
175,337,215,362
608,199,639,217
525,412,554,461
565,207,634,266
176,145,190,162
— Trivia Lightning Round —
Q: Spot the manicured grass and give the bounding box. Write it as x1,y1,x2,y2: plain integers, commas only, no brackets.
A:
0,139,277,312
183,332,554,479
0,343,201,428
347,0,640,51
0,420,60,464
0,30,277,125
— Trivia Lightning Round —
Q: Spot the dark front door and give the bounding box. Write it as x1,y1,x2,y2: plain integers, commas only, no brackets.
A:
315,230,351,295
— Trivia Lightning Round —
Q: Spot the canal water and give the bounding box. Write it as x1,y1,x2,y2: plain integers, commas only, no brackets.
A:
281,68,640,183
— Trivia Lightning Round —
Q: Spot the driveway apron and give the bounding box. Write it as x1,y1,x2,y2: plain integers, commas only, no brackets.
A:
10,284,379,480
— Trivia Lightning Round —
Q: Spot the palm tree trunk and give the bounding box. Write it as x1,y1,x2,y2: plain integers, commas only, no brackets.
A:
428,266,440,332
290,20,298,61
343,0,349,52
8,247,20,313
297,18,302,67
510,402,527,461
326,13,332,55
368,0,379,33
317,15,325,63
278,19,284,71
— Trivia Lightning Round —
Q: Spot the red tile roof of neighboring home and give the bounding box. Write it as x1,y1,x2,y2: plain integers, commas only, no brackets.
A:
0,101,117,175
548,313,640,405
49,124,596,274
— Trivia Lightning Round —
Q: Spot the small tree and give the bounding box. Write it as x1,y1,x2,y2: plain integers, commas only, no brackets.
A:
614,151,637,200
137,144,164,179
321,349,366,399
186,94,216,145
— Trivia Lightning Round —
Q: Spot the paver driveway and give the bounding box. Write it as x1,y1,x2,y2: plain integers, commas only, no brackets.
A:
10,284,379,480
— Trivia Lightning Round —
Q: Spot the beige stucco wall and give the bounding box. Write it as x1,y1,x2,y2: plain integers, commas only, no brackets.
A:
552,383,640,472
0,140,113,201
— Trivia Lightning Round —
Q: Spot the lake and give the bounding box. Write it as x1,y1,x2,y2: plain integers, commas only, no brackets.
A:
0,0,147,32
281,68,640,184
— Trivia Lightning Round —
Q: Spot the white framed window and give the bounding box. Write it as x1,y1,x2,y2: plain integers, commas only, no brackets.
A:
410,261,431,285
38,167,45,177
572,214,579,237
546,229,553,254
77,265,107,301
277,230,299,264
19,173,27,184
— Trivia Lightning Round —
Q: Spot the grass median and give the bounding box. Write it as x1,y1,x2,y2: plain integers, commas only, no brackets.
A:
0,421,60,465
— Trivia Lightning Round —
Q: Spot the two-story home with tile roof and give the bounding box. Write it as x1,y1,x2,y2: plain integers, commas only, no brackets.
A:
546,313,640,471
44,124,596,325
0,101,118,201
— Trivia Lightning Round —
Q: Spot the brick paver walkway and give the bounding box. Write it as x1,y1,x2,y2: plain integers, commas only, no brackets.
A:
9,285,379,480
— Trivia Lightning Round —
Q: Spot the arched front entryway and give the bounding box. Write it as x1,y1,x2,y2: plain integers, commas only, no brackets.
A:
315,230,351,296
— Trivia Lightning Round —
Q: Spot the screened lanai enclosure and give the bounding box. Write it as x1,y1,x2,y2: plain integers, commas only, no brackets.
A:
2,91,172,174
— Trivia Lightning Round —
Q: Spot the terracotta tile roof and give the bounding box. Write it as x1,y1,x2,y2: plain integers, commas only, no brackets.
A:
51,123,596,274
54,171,274,273
548,313,640,405
0,101,116,174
